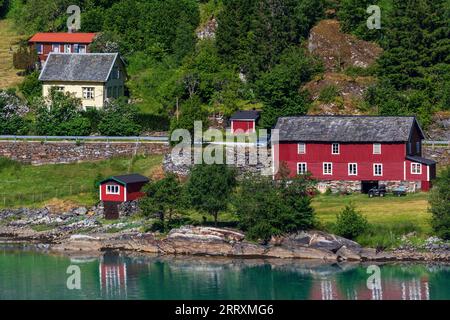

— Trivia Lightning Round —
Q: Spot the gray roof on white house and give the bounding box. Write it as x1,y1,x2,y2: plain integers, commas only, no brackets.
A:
274,116,424,142
39,53,119,83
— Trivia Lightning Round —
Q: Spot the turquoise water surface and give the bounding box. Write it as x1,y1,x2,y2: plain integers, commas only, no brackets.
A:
1,244,449,300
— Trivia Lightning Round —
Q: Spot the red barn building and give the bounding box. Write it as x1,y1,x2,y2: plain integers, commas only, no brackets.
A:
28,32,96,64
230,110,260,134
273,116,436,193
99,174,149,219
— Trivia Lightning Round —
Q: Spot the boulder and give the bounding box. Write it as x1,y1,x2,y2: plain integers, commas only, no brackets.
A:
336,245,362,261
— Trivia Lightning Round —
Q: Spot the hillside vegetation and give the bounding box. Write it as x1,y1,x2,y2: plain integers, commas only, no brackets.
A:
0,0,449,133
0,19,23,88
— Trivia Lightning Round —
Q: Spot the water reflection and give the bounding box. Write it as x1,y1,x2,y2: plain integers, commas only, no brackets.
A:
0,245,449,300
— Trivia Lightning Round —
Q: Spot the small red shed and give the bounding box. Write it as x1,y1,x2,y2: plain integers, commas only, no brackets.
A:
100,174,149,203
230,110,260,134
99,174,149,219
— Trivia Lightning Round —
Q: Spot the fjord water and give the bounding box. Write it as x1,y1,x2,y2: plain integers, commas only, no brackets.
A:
1,245,449,300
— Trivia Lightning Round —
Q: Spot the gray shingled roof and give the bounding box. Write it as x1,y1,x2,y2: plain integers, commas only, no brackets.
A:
275,116,423,142
39,53,119,82
101,174,149,186
230,110,260,120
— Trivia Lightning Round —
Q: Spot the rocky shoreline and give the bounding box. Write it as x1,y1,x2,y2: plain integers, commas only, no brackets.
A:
1,207,449,262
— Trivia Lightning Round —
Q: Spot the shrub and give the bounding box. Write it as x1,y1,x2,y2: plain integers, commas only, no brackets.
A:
235,175,316,243
430,167,450,240
334,203,369,240
19,71,42,101
98,99,142,136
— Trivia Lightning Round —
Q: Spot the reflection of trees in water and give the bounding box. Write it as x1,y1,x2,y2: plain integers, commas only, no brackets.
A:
129,257,315,300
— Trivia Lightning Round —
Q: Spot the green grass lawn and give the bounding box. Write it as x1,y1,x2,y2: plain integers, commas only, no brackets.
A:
312,192,431,233
0,155,163,208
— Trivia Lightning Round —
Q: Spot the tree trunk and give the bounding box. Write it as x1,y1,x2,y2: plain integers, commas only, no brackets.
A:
214,212,218,227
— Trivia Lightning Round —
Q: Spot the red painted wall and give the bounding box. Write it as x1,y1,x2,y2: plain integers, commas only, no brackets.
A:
31,43,90,62
231,120,255,134
126,182,147,201
274,142,433,184
100,182,125,202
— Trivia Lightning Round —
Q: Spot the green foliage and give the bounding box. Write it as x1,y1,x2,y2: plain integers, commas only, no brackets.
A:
235,175,316,243
13,43,38,72
140,173,183,226
216,0,325,80
318,85,340,103
97,98,142,136
257,47,323,128
34,90,91,136
337,0,385,41
0,90,30,135
170,95,209,139
185,163,236,225
19,71,42,102
334,203,369,240
429,167,450,240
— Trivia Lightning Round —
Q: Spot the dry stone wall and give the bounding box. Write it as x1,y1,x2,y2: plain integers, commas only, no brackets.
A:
0,141,169,165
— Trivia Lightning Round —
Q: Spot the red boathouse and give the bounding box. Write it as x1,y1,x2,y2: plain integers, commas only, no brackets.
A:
230,110,260,134
272,116,437,193
99,174,149,219
29,32,96,64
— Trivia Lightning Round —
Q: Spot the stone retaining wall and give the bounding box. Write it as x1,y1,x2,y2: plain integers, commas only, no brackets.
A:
0,141,169,165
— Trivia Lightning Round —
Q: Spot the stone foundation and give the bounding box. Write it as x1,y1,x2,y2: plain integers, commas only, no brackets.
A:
317,180,423,194
0,141,169,165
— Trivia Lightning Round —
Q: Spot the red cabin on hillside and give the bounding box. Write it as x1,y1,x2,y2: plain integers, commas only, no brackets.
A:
273,116,437,193
28,32,96,64
99,174,149,219
230,110,260,134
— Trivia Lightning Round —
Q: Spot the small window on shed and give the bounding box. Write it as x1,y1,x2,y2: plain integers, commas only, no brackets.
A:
373,143,381,154
106,185,120,195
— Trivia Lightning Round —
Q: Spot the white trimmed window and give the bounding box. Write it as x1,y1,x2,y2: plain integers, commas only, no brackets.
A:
332,143,340,155
83,87,95,100
323,162,333,175
64,44,71,53
79,44,87,53
298,143,306,154
373,143,381,155
297,163,307,175
374,163,383,176
348,163,358,176
52,44,60,53
411,163,422,175
106,185,120,195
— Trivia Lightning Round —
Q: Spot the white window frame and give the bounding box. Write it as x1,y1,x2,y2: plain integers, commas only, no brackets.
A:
36,43,43,54
106,185,120,195
297,163,307,175
52,44,60,53
348,163,358,176
411,163,422,175
323,162,333,175
82,87,95,100
79,44,86,53
64,44,71,53
298,143,306,154
332,143,340,155
374,163,383,176
373,143,381,155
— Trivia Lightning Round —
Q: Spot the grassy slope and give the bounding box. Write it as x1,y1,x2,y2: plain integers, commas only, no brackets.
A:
312,193,431,233
0,155,163,208
0,19,24,89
